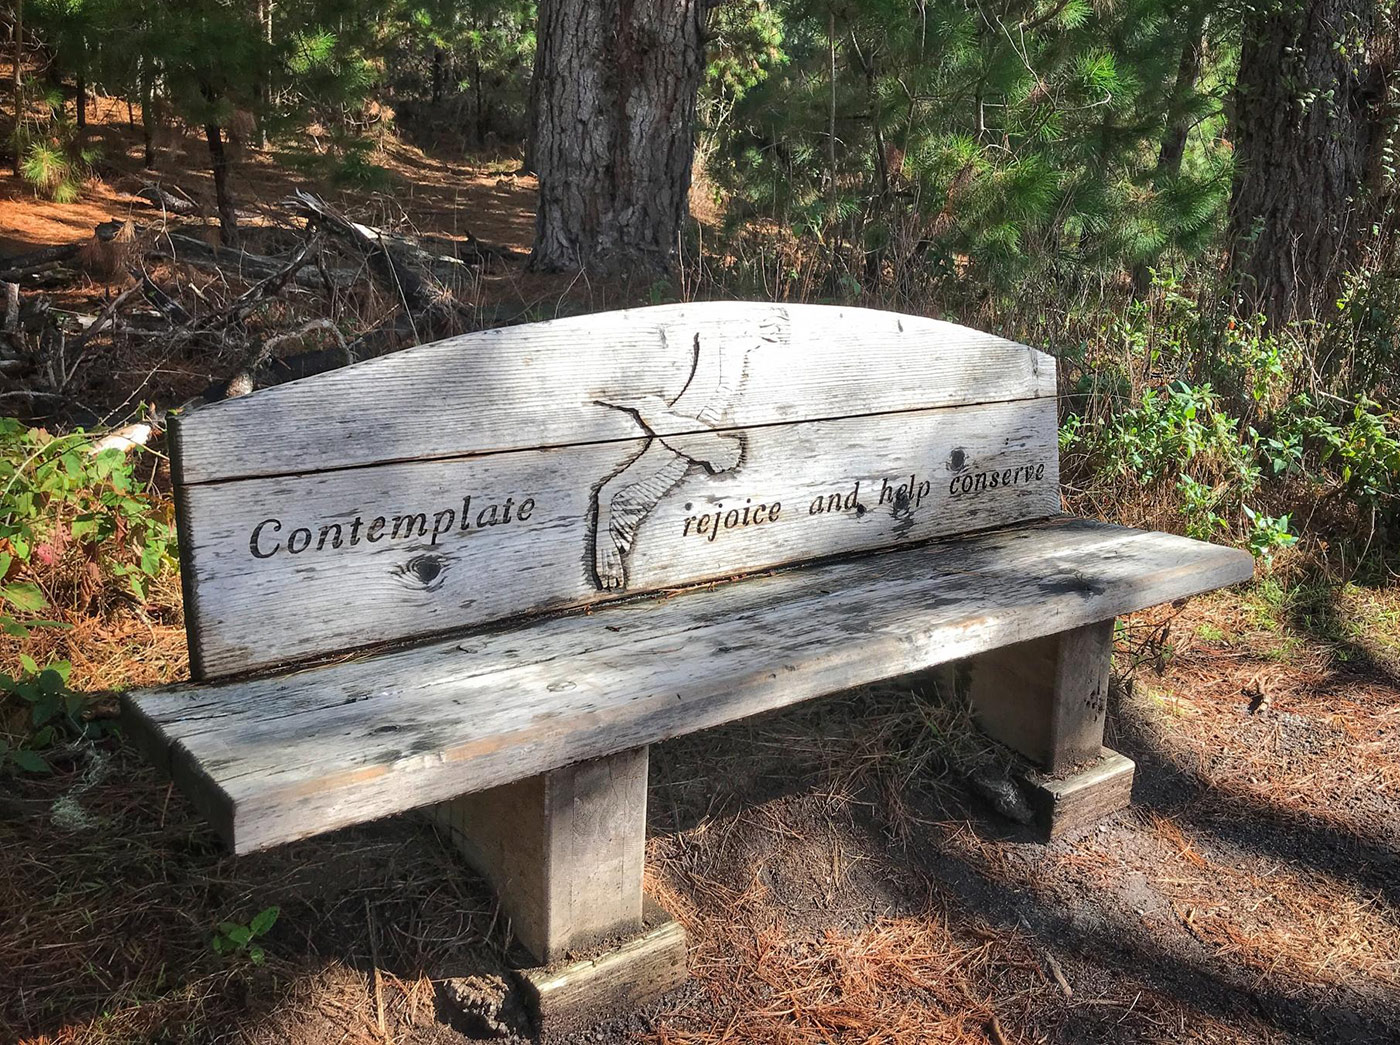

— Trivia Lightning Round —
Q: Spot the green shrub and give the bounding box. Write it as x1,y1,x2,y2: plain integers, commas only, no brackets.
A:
0,419,176,631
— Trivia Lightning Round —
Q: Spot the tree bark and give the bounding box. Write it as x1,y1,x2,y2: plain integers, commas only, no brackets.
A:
1228,0,1378,326
10,0,20,175
205,121,239,248
529,0,710,274
1157,12,1208,184
140,58,156,169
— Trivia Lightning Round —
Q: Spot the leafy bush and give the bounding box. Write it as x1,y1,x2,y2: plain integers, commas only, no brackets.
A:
1059,281,1399,567
0,419,176,631
0,419,175,770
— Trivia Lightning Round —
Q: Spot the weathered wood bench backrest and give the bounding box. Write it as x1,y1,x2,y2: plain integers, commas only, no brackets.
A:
172,303,1059,679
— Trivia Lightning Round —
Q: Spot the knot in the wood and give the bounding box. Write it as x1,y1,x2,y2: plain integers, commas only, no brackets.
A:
396,553,450,591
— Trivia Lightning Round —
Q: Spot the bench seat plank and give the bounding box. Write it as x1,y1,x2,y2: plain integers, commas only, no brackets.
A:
123,517,1252,855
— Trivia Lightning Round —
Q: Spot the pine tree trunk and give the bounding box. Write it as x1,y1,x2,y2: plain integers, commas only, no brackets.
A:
473,55,486,146
76,70,85,128
1228,0,1377,326
529,0,709,274
205,121,239,247
1157,13,1208,183
11,0,20,96
1132,12,1209,294
10,0,20,176
432,48,444,105
140,59,156,169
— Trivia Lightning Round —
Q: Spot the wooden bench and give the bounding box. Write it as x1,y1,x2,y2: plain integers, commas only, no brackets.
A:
123,302,1252,1031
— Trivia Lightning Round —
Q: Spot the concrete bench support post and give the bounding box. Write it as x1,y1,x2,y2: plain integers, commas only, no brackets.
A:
428,746,686,1034
967,620,1134,836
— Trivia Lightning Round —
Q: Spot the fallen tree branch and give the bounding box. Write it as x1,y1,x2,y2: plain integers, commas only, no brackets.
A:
149,233,356,290
135,184,197,215
195,234,325,331
0,241,84,281
284,189,461,335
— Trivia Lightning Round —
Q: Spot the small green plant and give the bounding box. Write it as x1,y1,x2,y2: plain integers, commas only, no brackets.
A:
212,906,280,965
0,658,112,774
1242,506,1298,560
14,91,100,203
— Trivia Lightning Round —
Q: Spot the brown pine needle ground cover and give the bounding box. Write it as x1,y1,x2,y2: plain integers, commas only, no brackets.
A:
4,120,1400,1044
5,513,1400,1043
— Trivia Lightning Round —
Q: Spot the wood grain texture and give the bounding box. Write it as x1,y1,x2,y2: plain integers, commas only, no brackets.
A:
121,518,1254,854
1025,747,1136,840
968,619,1113,772
171,303,1054,485
429,747,648,962
522,913,688,1039
180,397,1060,677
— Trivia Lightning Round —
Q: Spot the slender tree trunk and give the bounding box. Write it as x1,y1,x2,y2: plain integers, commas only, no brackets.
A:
1132,12,1210,294
11,0,19,94
1228,0,1377,326
432,47,444,105
529,0,710,274
826,8,837,224
1157,13,1208,183
253,1,269,148
140,57,156,169
473,55,485,146
10,0,21,175
76,70,85,128
205,121,239,247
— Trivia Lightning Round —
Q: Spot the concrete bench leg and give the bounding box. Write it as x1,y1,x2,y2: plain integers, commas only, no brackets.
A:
428,747,686,1034
966,620,1135,837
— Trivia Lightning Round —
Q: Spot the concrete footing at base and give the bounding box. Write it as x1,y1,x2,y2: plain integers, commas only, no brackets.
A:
1022,746,1136,840
517,896,688,1041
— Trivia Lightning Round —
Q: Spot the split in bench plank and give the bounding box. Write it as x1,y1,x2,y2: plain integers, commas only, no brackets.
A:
122,517,1253,855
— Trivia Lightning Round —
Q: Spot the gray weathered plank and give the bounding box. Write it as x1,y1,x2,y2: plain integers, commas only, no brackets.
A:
1024,747,1137,840
521,909,687,1036
180,397,1060,677
171,303,1055,484
968,619,1113,773
428,747,648,963
122,518,1253,854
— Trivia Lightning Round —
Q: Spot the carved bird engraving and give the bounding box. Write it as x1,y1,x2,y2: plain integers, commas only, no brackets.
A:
591,330,755,590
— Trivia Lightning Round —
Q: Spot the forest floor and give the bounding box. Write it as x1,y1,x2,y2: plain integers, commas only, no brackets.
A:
2,111,1400,1045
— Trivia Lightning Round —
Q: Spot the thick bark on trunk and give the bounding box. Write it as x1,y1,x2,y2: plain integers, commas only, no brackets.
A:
205,122,239,248
1228,0,1378,326
529,0,709,274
